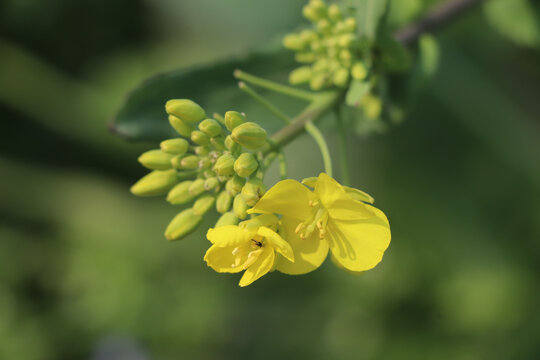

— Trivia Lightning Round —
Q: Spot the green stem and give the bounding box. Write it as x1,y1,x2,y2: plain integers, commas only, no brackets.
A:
334,106,351,185
238,82,291,124
234,70,316,102
278,151,288,179
304,121,333,177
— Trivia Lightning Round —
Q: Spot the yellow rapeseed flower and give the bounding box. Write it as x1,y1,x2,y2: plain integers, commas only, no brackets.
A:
204,214,294,287
249,173,390,274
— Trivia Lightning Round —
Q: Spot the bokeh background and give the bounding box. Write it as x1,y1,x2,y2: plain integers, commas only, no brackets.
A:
1,0,539,359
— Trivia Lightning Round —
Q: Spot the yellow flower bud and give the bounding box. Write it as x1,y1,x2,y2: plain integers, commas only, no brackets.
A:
283,33,305,51
137,149,174,170
225,135,241,153
224,111,246,131
214,153,235,176
343,17,356,32
193,195,216,215
165,208,202,241
231,122,267,150
328,3,341,21
188,178,206,197
233,153,258,178
165,99,205,124
317,19,331,34
215,212,239,227
199,119,222,137
204,177,219,191
351,62,367,80
179,155,199,170
289,66,313,85
198,157,212,169
241,178,266,206
166,180,194,204
362,94,383,120
339,33,355,47
226,175,245,196
210,136,226,151
233,194,248,220
168,115,192,137
191,130,210,146
300,29,318,44
310,73,327,91
339,49,352,63
216,190,233,214
333,67,350,87
131,169,178,197
160,138,189,155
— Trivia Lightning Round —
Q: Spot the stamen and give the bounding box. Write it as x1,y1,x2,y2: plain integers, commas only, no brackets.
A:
295,222,305,234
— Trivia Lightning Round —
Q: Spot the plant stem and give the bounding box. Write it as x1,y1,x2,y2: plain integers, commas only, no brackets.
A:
234,70,316,102
304,121,333,177
278,151,287,179
238,82,291,124
334,106,351,186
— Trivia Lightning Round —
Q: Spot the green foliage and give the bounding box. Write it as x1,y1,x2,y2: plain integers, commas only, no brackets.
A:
484,0,540,47
346,78,371,106
352,0,389,40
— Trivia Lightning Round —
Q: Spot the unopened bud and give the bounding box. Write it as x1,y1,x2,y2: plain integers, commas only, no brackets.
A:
339,33,355,47
362,94,382,120
234,153,258,178
333,67,349,87
231,122,267,150
199,119,222,137
295,52,317,63
233,195,248,220
179,155,199,170
216,190,233,214
343,17,356,32
289,66,313,85
224,111,246,131
241,178,266,206
167,180,194,204
204,177,219,191
191,130,210,146
328,3,341,21
300,29,318,44
198,157,212,169
339,49,352,63
131,169,178,197
165,208,202,241
283,33,305,51
189,178,206,197
225,135,241,153
351,62,367,80
215,212,239,227
138,150,174,170
317,19,331,34
214,153,235,176
310,73,327,91
226,175,245,196
160,138,189,155
210,136,226,151
168,115,192,137
165,99,205,124
193,195,216,215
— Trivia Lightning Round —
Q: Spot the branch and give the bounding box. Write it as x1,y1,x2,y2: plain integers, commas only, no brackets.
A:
394,0,486,45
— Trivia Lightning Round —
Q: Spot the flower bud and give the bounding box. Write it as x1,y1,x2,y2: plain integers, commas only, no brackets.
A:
165,99,205,124
224,111,246,131
343,17,356,32
231,122,267,150
310,73,327,91
188,178,206,197
295,52,317,63
193,195,216,215
233,153,258,178
233,195,248,220
333,67,349,87
283,33,305,51
317,19,331,34
204,177,219,191
215,212,239,227
241,178,266,206
339,33,355,47
160,138,189,155
165,208,202,241
198,119,222,137
216,190,233,214
194,146,209,156
210,136,226,151
226,175,245,196
191,130,210,146
202,169,216,178
168,115,192,137
138,150,174,170
179,155,199,170
351,62,367,80
166,180,194,204
225,135,241,153
300,29,318,43
339,49,352,63
198,157,212,169
328,3,341,21
131,169,178,197
213,153,235,176
363,94,382,120
289,66,313,85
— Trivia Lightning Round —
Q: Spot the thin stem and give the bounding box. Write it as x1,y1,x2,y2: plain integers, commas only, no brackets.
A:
304,121,333,177
213,112,226,126
334,106,351,186
238,82,291,124
278,151,288,180
234,70,316,102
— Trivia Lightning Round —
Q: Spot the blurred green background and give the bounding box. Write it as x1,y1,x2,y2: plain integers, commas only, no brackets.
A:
1,0,539,359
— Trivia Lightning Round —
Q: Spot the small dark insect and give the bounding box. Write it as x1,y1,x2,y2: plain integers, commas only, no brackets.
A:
251,239,263,247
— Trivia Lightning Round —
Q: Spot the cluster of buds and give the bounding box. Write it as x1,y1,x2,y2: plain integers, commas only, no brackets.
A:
130,99,269,240
283,0,368,90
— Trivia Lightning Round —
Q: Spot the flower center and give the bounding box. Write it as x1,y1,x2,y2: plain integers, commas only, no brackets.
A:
295,201,328,240
231,235,264,269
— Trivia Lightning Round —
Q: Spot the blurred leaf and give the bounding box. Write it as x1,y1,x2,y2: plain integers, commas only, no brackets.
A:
419,34,440,79
112,48,297,142
484,0,540,47
376,27,412,71
353,0,389,40
346,78,371,106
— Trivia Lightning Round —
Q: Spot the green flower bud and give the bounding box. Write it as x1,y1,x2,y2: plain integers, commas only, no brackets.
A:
351,62,367,80
198,157,212,169
233,153,258,178
168,115,192,137
165,208,202,241
339,49,352,63
303,0,326,22
210,136,226,151
131,169,178,197
241,178,266,206
295,52,317,63
343,17,356,32
317,19,331,34
362,94,382,120
289,66,313,85
203,169,216,178
188,178,206,197
333,67,349,87
179,155,199,170
160,138,189,155
165,99,205,124
231,122,267,150
193,195,216,215
328,3,341,21
216,190,233,214
233,195,248,220
214,153,235,176
215,212,239,227
225,135,241,153
166,180,194,204
226,175,245,196
204,177,219,191
300,29,318,43
283,33,305,51
198,119,222,137
191,130,210,146
224,111,246,131
137,149,174,170
310,73,327,91
193,146,209,156
339,33,355,47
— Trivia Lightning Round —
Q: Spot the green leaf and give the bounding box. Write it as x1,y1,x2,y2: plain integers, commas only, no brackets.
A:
112,49,297,142
345,78,371,106
484,0,540,47
352,0,389,40
376,27,411,72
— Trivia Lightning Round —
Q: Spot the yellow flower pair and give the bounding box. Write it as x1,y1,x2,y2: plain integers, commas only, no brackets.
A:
204,173,391,286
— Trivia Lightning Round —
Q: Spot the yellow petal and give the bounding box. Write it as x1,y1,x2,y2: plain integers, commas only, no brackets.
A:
257,226,294,263
206,225,250,246
239,247,275,287
248,179,314,221
204,244,247,273
315,173,375,220
327,206,391,272
330,253,365,275
275,217,329,275
343,186,375,204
